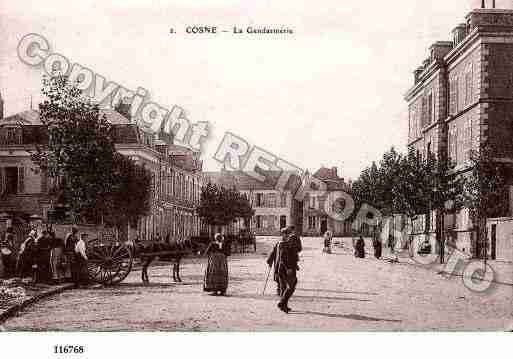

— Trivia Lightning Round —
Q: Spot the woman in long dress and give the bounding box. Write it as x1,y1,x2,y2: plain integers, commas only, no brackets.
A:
203,233,229,296
323,231,332,254
355,236,366,258
50,232,66,283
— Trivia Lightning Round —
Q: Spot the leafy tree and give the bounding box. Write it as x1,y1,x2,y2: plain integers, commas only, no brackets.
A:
425,153,465,263
392,148,433,253
464,145,509,259
31,76,152,230
32,75,117,222
103,153,152,228
197,182,254,235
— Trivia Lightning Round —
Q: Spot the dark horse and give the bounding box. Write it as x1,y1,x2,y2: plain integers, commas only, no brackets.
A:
136,238,206,284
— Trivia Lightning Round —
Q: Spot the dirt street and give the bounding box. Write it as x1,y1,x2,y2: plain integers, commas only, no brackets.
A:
3,237,512,331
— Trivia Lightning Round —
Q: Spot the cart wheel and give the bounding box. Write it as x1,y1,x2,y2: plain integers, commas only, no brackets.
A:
87,239,133,285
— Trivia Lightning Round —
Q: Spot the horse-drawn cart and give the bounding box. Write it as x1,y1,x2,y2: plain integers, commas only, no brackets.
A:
86,237,206,286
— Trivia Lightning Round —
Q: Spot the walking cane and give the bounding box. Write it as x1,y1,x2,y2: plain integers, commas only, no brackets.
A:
262,265,272,295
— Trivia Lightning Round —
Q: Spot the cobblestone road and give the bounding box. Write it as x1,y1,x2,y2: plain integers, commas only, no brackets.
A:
3,237,512,331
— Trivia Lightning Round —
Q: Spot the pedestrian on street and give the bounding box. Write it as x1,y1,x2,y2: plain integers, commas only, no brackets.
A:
73,233,89,287
275,230,302,313
267,228,289,296
34,230,53,283
372,234,382,259
64,226,79,282
203,233,229,296
50,231,66,283
17,230,37,278
323,230,333,254
1,227,16,278
355,236,365,258
287,226,302,270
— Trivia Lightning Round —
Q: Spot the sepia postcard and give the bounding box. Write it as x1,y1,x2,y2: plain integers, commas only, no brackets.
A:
0,0,512,355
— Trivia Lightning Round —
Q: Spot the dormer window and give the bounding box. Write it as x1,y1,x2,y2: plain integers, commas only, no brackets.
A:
0,126,22,145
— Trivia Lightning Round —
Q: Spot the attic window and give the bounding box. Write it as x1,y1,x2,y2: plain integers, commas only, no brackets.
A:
4,127,21,145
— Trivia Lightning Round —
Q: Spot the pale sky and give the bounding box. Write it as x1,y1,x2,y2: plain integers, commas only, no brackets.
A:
1,0,512,180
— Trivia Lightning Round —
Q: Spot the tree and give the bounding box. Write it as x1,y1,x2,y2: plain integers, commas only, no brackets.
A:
31,75,118,222
197,182,254,235
425,153,465,263
392,148,433,254
103,153,153,229
352,148,402,236
464,145,509,260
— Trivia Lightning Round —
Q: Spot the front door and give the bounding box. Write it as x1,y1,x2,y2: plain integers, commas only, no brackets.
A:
280,215,287,230
491,224,497,260
320,218,328,235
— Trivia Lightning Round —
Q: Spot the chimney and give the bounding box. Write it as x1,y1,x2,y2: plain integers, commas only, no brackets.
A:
481,0,496,8
414,66,424,84
452,23,467,46
429,41,453,62
0,91,3,120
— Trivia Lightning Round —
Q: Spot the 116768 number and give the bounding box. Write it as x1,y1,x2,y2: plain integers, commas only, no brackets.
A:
54,346,85,354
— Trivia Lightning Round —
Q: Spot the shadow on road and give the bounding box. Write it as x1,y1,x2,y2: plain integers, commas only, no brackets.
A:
227,293,371,303
289,311,401,323
297,288,378,296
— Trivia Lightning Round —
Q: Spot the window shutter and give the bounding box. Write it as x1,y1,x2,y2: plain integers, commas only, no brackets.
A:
18,167,25,193
0,167,5,195
41,169,48,193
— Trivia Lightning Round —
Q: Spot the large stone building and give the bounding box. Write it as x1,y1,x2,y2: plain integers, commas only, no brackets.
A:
404,6,513,256
0,100,203,242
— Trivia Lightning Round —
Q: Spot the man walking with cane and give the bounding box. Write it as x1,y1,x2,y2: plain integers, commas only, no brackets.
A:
266,227,302,313
266,228,289,296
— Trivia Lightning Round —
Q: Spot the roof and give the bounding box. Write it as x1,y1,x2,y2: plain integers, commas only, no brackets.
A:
202,170,302,192
1,108,135,126
313,166,351,192
1,110,43,125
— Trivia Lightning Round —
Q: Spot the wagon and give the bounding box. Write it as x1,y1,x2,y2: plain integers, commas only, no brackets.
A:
86,237,204,286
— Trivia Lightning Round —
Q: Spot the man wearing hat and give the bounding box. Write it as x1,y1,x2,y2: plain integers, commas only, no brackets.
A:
0,227,16,277
17,229,37,278
64,226,79,281
266,227,289,296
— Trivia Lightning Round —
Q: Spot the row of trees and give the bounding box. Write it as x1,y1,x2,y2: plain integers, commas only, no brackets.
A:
31,76,152,228
197,182,254,234
352,146,508,262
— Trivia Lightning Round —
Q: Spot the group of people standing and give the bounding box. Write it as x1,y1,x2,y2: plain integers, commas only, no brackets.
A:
0,226,89,286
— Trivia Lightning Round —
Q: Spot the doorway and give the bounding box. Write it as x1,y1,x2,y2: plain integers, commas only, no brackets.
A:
491,224,497,260
280,215,287,230
320,218,328,235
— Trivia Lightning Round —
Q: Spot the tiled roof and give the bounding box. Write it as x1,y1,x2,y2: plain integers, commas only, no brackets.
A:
313,166,351,192
202,170,302,192
1,109,134,126
1,110,43,125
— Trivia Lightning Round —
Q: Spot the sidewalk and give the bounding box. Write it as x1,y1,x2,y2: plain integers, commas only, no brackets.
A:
334,237,513,287
0,279,75,324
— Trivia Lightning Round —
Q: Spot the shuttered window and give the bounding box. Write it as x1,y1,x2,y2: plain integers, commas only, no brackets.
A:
18,167,25,193
0,168,5,195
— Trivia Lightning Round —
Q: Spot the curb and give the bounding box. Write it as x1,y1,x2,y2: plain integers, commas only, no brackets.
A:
0,283,75,324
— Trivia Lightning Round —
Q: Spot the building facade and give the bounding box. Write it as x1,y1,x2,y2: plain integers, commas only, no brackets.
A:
404,7,513,256
301,167,353,237
0,103,203,242
202,170,302,236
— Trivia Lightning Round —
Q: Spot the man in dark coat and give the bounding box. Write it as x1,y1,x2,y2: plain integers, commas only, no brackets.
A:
1,227,16,277
372,235,382,259
267,228,289,296
276,230,302,313
355,236,365,258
